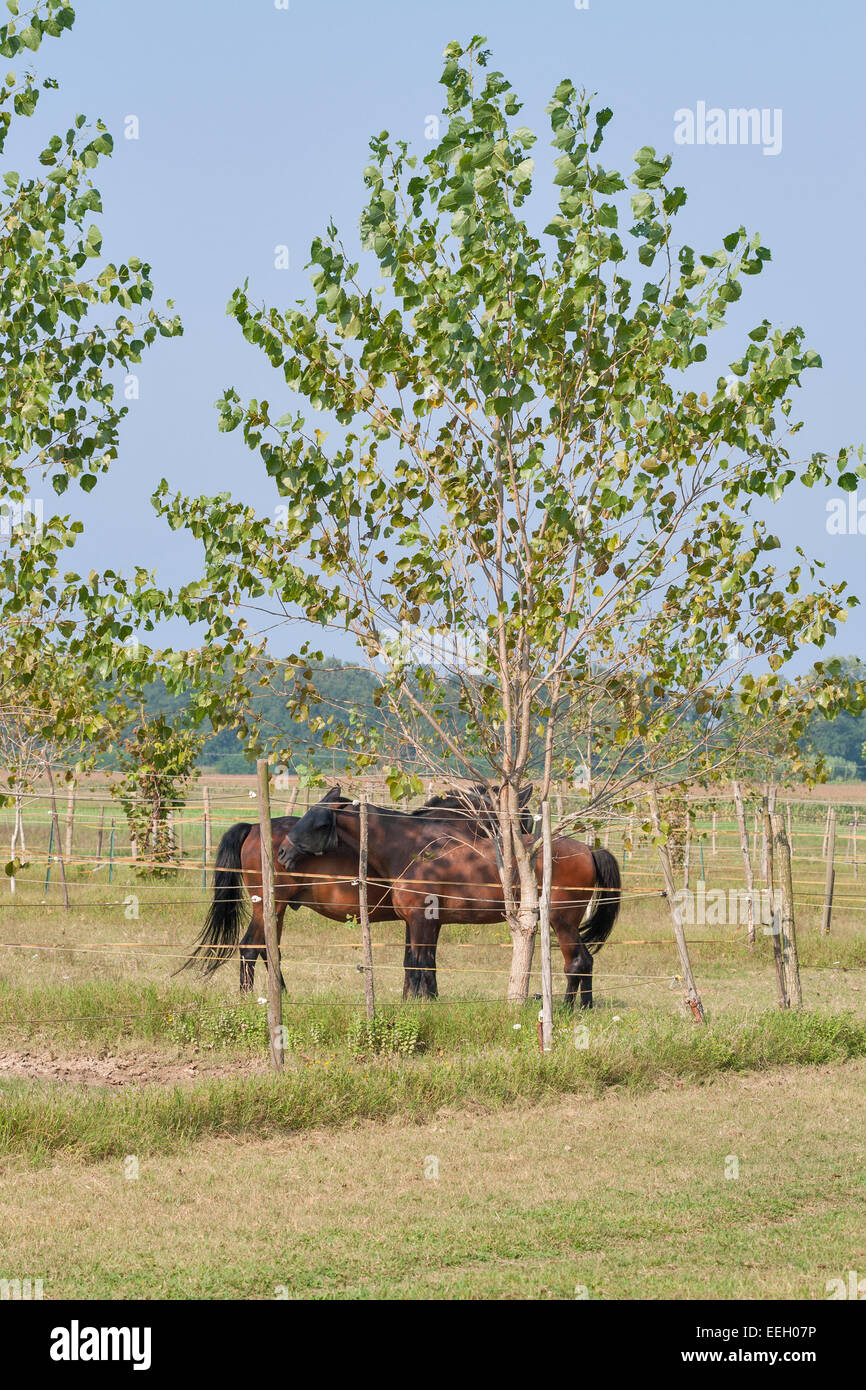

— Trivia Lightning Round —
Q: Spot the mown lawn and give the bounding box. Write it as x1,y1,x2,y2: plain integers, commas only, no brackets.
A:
2,1059,864,1299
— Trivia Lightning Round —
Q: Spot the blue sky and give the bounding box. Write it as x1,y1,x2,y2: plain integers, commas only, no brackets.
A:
10,0,866,666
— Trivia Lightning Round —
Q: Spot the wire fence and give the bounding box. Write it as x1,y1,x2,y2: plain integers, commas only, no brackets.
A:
0,780,863,1039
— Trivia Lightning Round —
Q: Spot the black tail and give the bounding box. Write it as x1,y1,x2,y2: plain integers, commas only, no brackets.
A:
580,848,621,954
178,822,252,977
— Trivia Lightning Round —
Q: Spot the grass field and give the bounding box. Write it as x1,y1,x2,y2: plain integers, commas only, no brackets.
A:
1,776,865,1298
2,1059,864,1299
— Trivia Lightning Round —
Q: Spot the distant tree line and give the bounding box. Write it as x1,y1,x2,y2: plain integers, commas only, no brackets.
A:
108,655,866,782
798,658,866,779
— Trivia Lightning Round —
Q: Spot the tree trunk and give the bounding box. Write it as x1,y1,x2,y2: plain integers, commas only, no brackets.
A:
648,785,705,1022
507,858,540,1001
507,922,537,1003
682,803,691,893
358,792,375,1021
538,800,554,1050
503,783,539,1004
9,790,23,894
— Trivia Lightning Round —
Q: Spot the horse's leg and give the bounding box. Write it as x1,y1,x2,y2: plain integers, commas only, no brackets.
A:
402,912,439,1000
402,920,422,999
553,915,593,1011
573,942,594,1010
239,907,264,993
275,902,287,992
245,901,289,992
418,918,440,1000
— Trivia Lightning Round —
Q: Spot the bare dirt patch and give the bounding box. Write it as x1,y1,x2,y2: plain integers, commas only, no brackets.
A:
0,1048,268,1088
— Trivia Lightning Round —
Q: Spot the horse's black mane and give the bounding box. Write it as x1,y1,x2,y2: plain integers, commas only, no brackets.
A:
312,782,534,836
412,783,534,834
411,785,489,818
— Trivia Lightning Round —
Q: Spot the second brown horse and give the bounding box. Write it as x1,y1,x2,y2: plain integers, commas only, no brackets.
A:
186,784,620,1006
184,786,531,991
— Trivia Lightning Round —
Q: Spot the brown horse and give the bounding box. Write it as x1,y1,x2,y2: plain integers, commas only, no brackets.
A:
186,784,619,1007
183,786,533,993
277,787,621,1007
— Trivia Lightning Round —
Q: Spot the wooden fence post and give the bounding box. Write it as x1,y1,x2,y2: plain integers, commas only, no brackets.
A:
822,804,831,859
358,791,375,1021
762,798,775,919
202,785,212,886
45,763,69,913
853,808,859,880
732,781,755,948
761,797,787,1008
765,784,776,881
44,818,53,893
108,818,115,884
821,806,836,936
96,805,105,862
772,811,802,1009
256,760,284,1071
203,784,212,859
64,782,76,863
711,808,717,857
648,787,705,1022
539,799,554,1052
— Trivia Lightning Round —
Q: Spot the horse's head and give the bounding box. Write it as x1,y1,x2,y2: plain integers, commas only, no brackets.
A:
277,785,346,871
471,783,535,834
515,784,535,834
